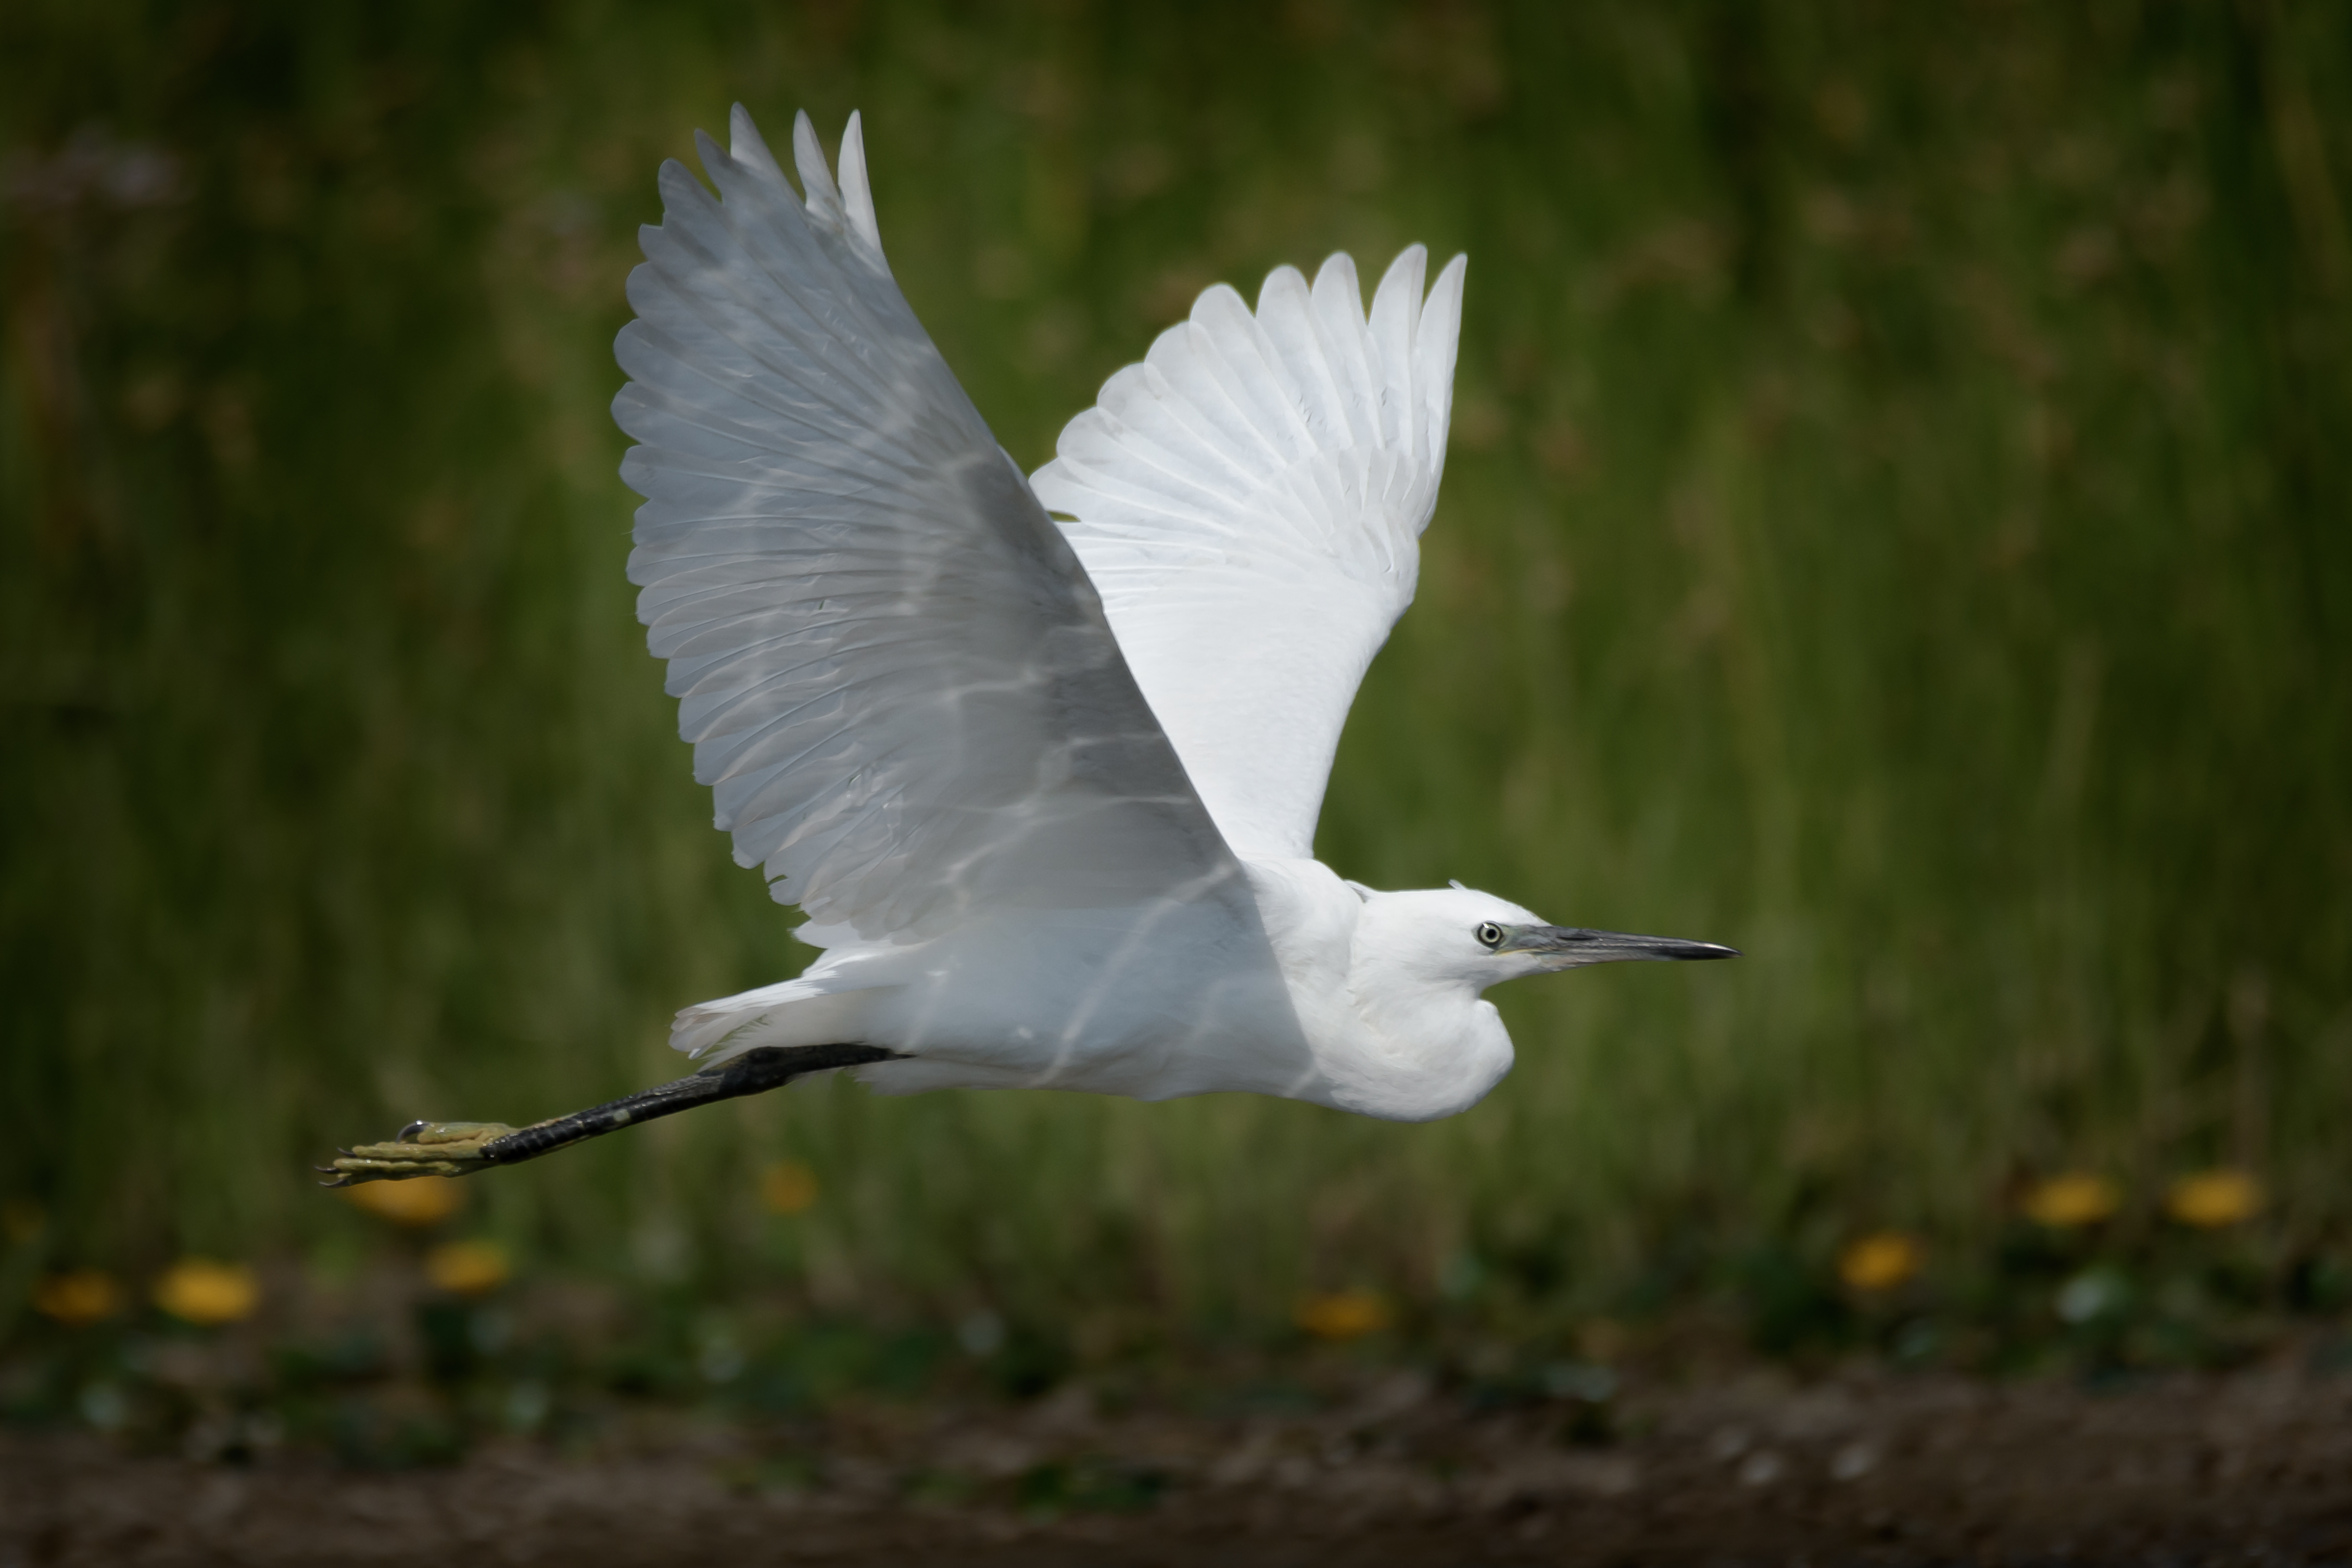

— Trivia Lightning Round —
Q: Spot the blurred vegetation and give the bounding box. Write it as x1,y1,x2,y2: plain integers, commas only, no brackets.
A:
4,0,2350,1395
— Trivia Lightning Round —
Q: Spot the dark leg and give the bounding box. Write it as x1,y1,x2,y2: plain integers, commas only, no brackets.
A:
323,1043,902,1185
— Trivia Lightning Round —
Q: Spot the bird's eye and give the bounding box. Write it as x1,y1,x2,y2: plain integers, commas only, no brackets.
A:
1475,921,1507,950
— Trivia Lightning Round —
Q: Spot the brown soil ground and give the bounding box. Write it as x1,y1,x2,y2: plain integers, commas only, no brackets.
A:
7,1360,2352,1565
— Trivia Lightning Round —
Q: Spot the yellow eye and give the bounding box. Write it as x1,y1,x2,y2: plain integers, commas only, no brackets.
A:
1475,921,1506,950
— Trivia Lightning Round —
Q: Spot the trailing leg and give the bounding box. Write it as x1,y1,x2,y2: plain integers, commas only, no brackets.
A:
322,1042,901,1185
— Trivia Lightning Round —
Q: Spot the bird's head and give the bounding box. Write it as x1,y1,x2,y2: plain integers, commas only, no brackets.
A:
1352,882,1738,994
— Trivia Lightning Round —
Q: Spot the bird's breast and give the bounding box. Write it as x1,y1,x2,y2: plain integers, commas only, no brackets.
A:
1242,858,1516,1122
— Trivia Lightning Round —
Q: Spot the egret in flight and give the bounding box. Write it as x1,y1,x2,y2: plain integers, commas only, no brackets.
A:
328,107,1733,1185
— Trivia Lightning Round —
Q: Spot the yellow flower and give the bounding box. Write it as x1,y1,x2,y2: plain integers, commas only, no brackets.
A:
1296,1289,1391,1341
343,1174,465,1228
760,1160,820,1216
1838,1231,1923,1293
154,1259,260,1325
33,1269,123,1325
2024,1172,2121,1229
2166,1169,2262,1229
425,1239,511,1295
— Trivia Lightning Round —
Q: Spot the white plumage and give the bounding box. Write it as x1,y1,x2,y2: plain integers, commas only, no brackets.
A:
612,107,1731,1124
1034,245,1461,861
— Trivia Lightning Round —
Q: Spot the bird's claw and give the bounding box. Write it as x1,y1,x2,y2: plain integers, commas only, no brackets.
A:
322,1122,516,1186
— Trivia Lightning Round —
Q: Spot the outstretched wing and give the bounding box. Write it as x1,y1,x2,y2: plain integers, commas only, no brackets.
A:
613,107,1242,942
1030,249,1465,862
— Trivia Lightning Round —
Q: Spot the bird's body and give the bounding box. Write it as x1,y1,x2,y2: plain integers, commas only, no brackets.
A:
679,862,1523,1122
326,103,1732,1186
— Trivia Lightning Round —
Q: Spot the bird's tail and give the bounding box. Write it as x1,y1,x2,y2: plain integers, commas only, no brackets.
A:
669,975,888,1063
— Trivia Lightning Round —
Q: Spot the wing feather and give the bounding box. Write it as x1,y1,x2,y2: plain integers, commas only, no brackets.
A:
615,107,1242,940
1033,248,1466,861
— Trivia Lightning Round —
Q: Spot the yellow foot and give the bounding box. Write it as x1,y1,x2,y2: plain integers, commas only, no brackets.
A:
322,1121,517,1185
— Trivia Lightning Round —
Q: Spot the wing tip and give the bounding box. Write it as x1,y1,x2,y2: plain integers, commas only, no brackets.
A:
701,103,889,264
1312,250,1363,303
1416,253,1468,361
838,110,884,254
1255,262,1312,317
1373,244,1429,319
726,104,789,186
791,110,846,226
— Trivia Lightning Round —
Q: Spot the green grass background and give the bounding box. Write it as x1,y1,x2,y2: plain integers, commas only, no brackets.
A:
4,1,2347,1346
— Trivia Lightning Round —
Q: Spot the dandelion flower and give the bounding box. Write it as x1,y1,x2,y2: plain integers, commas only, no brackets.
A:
425,1239,511,1296
2024,1173,2121,1229
1296,1289,1390,1341
154,1259,259,1325
1838,1232,1923,1293
2166,1170,2262,1229
760,1160,819,1216
343,1175,465,1228
34,1269,122,1325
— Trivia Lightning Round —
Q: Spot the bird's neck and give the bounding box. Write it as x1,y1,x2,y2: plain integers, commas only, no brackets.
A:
1330,963,1514,1121
1243,857,1517,1122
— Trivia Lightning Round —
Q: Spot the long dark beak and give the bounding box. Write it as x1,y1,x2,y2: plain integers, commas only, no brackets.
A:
1504,926,1741,967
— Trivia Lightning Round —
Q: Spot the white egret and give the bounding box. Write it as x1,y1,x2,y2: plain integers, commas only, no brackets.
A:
329,107,1732,1185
